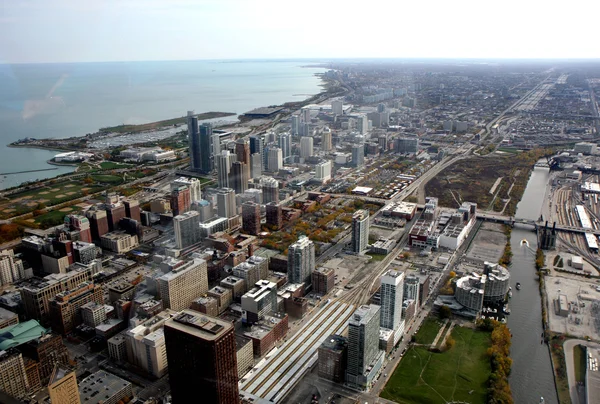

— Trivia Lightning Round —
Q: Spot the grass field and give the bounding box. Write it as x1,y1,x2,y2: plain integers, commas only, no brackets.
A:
34,207,76,226
381,326,492,404
414,317,443,345
574,344,587,383
99,161,133,170
90,174,124,184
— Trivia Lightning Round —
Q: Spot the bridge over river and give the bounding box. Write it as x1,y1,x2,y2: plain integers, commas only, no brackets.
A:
476,212,600,236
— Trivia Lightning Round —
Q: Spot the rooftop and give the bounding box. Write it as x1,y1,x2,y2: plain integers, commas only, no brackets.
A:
0,320,48,350
319,334,347,352
166,310,232,341
79,370,132,404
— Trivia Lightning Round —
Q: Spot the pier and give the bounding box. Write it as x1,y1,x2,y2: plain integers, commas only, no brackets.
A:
0,168,58,176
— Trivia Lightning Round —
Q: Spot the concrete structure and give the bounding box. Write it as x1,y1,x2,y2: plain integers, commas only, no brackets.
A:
81,301,107,328
260,176,279,204
78,370,133,404
351,210,370,253
125,311,174,378
574,142,597,155
49,282,103,335
278,133,291,160
207,286,232,314
0,307,18,330
170,185,191,217
403,274,420,306
171,177,201,203
173,211,201,249
287,236,315,285
216,150,233,188
242,201,261,236
266,202,283,230
0,250,25,287
0,350,29,400
346,305,384,390
318,335,347,383
48,366,80,404
267,147,283,172
241,280,277,324
164,310,239,404
395,137,419,154
482,262,510,304
380,270,405,345
312,267,335,295
315,161,332,183
455,275,485,312
300,137,314,158
231,161,249,194
236,335,254,379
322,128,333,151
250,153,263,179
157,258,208,311
107,334,127,362
216,188,237,219
352,144,364,167
100,231,138,253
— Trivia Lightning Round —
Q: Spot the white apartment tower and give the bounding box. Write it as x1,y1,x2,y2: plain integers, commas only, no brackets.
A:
300,137,314,158
380,270,405,344
287,235,315,285
173,211,201,249
351,210,370,253
157,258,208,311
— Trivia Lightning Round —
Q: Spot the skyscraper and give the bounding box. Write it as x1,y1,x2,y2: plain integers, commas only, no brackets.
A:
380,270,405,344
216,150,232,188
357,115,369,134
291,115,300,135
315,161,332,183
260,176,279,204
331,100,343,115
346,304,382,388
300,136,314,158
85,208,109,241
172,177,202,203
287,236,315,285
265,202,282,230
235,138,251,165
250,153,262,179
249,136,264,162
164,310,239,404
190,119,213,173
157,258,208,311
187,111,200,172
278,133,291,161
216,188,236,218
267,147,283,172
321,129,332,151
170,186,191,217
351,210,370,253
230,161,249,194
242,201,261,236
173,211,201,249
352,144,364,167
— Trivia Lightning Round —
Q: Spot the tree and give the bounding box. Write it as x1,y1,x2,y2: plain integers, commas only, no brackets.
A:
439,305,452,319
445,336,455,350
449,271,456,278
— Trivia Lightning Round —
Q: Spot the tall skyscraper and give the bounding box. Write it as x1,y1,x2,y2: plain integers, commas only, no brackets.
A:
250,153,262,179
302,108,311,123
260,176,279,204
172,177,202,202
287,236,315,285
352,144,364,167
123,200,141,223
187,111,200,172
216,150,232,188
357,115,369,134
230,161,249,194
216,188,237,218
85,209,109,241
351,210,370,253
315,161,332,183
157,258,208,311
48,366,81,404
380,270,405,344
267,147,283,172
300,136,314,158
321,129,333,151
174,211,201,249
242,201,261,236
346,305,381,388
235,138,250,165
278,133,291,161
249,136,264,163
265,202,282,230
164,310,239,404
190,120,213,173
170,186,191,217
290,115,300,135
331,100,343,115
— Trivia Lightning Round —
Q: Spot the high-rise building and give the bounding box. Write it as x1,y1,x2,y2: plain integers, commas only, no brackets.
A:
380,270,405,344
212,133,221,158
191,199,213,222
265,202,283,230
164,310,239,404
157,258,208,311
49,281,103,335
63,215,92,243
312,267,335,295
171,178,202,203
249,135,264,159
331,100,343,115
287,236,315,285
242,201,261,236
267,147,283,172
241,280,277,324
19,333,70,386
403,274,420,305
395,137,419,154
48,366,81,404
351,210,370,253
318,335,347,383
302,108,311,123
230,161,249,194
357,115,369,134
173,211,201,249
300,136,314,158
80,301,107,327
315,161,332,183
250,153,262,179
105,203,126,232
216,150,233,188
187,111,200,172
278,133,291,160
170,186,191,217
352,144,364,167
260,176,279,204
321,128,332,151
0,350,30,400
346,304,382,389
290,115,300,135
235,138,250,165
85,208,109,242
216,188,236,218
0,250,25,286
125,311,174,378
123,199,141,223
190,122,212,174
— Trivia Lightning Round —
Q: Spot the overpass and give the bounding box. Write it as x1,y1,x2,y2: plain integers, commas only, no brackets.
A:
477,213,600,236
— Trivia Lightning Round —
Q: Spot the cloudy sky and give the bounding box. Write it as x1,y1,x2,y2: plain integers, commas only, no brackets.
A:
1,0,598,63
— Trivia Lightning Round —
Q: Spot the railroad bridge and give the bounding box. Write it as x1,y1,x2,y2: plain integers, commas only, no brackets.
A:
477,213,600,236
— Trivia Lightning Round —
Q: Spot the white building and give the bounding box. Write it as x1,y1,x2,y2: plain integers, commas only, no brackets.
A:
315,161,332,183
157,258,208,311
171,177,201,202
351,210,370,253
380,270,405,345
267,147,283,172
173,211,201,249
300,136,314,158
288,236,315,285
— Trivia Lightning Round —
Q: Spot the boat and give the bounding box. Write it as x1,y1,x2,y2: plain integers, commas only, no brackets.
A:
516,282,521,290
521,238,529,247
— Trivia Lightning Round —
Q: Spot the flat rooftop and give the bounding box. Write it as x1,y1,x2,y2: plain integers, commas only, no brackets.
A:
166,310,232,341
79,370,131,404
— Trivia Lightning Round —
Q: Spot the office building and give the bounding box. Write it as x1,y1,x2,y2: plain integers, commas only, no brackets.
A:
220,276,246,301
72,242,97,265
267,147,283,172
346,304,384,389
63,214,92,243
242,201,261,236
173,211,201,249
0,250,25,286
207,286,232,314
357,115,368,134
78,370,133,404
125,311,174,378
241,280,277,324
278,133,291,160
249,135,264,161
191,199,213,222
318,335,347,383
191,296,219,316
312,267,335,295
331,100,343,115
49,281,103,335
380,270,405,344
287,236,315,285
170,186,191,217
322,128,332,151
266,202,283,230
172,177,201,203
395,137,419,154
85,209,109,241
291,115,300,135
351,210,370,253
260,176,279,204
81,301,107,327
19,333,70,386
250,152,262,179
403,274,420,306
230,161,249,194
157,258,208,311
352,144,364,167
216,188,237,218
0,307,18,330
235,138,250,164
0,350,30,400
300,136,314,158
123,199,141,223
48,366,81,404
187,111,200,171
100,231,138,253
236,335,253,379
199,217,229,239
164,311,239,404
105,202,126,232
315,161,332,183
216,150,233,188
189,120,212,174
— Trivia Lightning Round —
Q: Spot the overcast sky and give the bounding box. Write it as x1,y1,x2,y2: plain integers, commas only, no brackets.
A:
1,0,599,63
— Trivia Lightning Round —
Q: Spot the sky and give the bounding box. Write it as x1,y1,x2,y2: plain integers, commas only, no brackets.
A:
1,0,599,63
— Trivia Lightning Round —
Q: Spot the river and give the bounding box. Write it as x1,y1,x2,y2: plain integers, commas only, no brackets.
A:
508,166,559,404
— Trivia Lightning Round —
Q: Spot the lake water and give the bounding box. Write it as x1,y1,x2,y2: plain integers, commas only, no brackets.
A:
508,166,559,404
0,60,327,188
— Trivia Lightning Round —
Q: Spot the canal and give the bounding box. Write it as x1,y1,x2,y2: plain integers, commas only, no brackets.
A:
508,166,559,404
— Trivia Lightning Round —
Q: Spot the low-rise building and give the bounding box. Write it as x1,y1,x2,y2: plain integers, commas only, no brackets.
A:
243,312,288,357
312,267,334,295
100,231,139,253
78,370,133,404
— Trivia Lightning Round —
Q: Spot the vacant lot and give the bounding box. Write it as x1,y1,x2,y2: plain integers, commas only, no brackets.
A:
381,326,492,404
